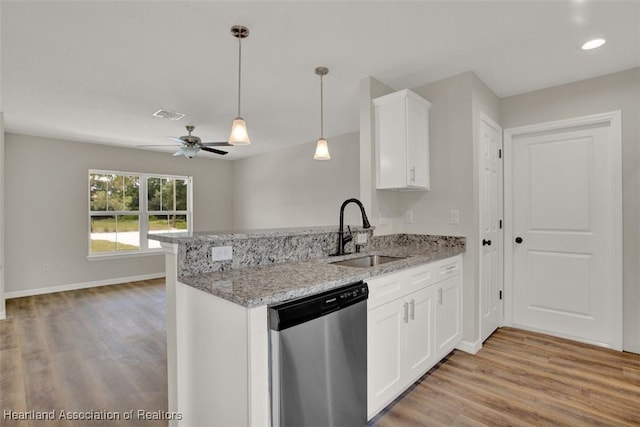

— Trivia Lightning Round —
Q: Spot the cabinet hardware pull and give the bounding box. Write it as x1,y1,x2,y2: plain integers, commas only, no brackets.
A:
403,302,409,323
410,299,415,320
410,166,416,182
438,288,443,305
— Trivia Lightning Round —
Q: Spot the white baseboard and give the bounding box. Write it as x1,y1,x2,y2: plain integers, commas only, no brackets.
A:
456,338,482,354
5,272,165,299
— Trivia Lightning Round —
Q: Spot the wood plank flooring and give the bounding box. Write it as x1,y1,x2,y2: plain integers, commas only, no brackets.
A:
0,279,168,427
2,281,639,426
371,327,640,426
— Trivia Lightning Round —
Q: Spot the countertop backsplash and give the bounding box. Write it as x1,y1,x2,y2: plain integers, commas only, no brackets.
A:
175,226,375,277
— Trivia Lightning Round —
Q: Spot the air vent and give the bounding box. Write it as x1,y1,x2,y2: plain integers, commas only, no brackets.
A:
152,109,186,121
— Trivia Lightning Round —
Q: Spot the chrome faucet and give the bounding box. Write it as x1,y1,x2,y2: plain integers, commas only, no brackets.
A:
336,198,371,256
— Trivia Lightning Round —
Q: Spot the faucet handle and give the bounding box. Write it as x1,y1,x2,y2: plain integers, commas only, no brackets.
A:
343,225,353,244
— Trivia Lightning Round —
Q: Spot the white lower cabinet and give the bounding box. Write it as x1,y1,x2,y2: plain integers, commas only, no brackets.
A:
435,275,463,359
367,255,462,419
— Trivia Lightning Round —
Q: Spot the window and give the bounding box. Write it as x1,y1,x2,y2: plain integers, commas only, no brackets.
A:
89,170,191,256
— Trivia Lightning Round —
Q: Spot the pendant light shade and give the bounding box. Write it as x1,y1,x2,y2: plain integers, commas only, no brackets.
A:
229,25,251,146
314,138,331,160
229,117,250,145
313,66,330,160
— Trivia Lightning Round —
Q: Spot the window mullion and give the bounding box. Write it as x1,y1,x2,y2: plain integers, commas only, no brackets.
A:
140,175,149,251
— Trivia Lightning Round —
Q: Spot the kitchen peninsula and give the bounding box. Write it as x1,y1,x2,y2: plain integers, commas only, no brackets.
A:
149,226,466,427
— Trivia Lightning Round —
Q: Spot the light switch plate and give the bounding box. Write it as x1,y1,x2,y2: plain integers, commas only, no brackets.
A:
405,210,414,224
449,209,460,225
356,233,368,244
211,246,233,261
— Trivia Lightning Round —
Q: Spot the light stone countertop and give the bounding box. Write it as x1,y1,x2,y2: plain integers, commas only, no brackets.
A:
149,225,348,243
178,243,465,308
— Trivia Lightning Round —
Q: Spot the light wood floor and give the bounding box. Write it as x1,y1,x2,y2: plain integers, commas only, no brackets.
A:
2,281,640,426
0,279,168,427
371,328,640,426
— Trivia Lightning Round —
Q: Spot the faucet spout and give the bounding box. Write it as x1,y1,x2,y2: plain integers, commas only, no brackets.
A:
336,198,371,256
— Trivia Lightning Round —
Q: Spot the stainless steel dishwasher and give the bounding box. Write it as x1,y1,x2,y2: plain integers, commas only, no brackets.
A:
269,281,368,427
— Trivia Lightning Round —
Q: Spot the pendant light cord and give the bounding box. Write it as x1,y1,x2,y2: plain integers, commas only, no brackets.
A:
237,35,242,118
320,74,324,139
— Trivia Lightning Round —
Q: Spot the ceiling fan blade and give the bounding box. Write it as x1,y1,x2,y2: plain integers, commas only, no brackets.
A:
201,142,233,147
138,144,182,147
200,146,228,155
168,136,186,144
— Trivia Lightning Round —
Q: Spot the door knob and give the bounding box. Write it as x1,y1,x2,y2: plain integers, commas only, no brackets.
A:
515,237,523,244
482,239,492,246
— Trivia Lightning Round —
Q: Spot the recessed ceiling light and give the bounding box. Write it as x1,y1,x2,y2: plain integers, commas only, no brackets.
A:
581,38,606,50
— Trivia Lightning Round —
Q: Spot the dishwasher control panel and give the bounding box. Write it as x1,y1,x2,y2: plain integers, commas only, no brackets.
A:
269,281,368,331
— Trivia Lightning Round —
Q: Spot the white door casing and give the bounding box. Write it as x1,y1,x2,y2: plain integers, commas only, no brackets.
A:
479,112,504,342
504,111,622,350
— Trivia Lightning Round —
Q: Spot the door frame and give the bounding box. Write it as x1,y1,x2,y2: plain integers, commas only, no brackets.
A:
503,111,623,348
478,111,504,342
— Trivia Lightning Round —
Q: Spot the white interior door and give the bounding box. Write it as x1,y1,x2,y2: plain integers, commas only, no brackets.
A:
505,112,622,350
479,112,503,342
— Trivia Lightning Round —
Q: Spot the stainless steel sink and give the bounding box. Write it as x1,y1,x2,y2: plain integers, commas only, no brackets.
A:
330,255,406,268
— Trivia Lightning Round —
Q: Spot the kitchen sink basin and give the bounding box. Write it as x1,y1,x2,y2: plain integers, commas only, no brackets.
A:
331,255,407,268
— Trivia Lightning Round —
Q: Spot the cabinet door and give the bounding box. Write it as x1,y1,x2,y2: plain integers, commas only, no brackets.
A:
406,97,430,189
435,274,463,359
375,97,407,189
367,299,405,419
405,287,436,383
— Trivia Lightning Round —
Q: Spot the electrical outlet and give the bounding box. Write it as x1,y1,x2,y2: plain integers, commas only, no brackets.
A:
356,233,368,244
42,263,51,272
449,209,460,225
211,246,233,261
379,215,388,226
405,210,414,224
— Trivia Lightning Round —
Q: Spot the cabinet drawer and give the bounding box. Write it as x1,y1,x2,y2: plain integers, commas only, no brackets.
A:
404,263,435,295
434,257,461,281
367,270,408,310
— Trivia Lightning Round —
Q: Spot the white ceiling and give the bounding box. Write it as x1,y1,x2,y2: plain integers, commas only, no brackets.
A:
2,1,639,160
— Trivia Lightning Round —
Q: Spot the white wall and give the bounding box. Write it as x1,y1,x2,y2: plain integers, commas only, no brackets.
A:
0,115,4,318
232,133,362,229
360,72,502,346
405,72,479,344
500,67,640,353
5,133,233,295
360,72,485,345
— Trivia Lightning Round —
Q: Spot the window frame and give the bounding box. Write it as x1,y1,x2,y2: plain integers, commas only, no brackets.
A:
88,169,193,259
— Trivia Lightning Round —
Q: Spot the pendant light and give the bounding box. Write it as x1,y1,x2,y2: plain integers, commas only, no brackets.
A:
229,25,251,145
313,66,331,160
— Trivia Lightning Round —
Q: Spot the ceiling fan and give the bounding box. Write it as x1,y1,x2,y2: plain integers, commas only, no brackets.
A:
140,125,232,158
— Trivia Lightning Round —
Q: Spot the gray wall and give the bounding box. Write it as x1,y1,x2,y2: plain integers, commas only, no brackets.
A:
0,114,4,317
500,67,640,353
232,133,361,229
360,72,485,346
406,72,479,345
5,133,233,294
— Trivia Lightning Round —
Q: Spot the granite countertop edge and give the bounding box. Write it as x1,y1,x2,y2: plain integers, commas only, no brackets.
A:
178,243,466,309
148,225,368,243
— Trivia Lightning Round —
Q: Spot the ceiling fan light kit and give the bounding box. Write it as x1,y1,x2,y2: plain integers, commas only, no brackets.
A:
139,124,231,158
229,25,251,146
313,66,331,160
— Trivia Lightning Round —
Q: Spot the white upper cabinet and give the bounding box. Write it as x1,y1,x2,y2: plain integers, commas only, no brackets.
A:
373,89,431,191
